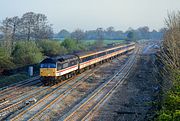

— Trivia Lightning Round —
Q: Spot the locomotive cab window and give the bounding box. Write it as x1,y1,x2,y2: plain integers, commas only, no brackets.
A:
40,63,56,68
57,63,62,70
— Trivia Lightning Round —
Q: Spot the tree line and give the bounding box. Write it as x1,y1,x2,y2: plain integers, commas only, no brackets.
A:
54,26,165,41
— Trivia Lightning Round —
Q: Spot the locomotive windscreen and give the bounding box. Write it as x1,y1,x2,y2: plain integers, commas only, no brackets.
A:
40,63,56,68
40,58,56,68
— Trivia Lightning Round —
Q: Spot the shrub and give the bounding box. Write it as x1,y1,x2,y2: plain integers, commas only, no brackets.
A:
61,38,78,52
12,41,43,66
0,47,15,70
37,40,67,56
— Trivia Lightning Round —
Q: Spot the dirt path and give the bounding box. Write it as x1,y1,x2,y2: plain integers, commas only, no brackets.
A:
91,43,160,121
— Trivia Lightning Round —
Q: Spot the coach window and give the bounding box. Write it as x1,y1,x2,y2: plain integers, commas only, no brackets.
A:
82,57,86,62
87,56,90,61
102,52,106,56
70,60,76,66
89,55,93,60
71,61,74,66
110,50,114,53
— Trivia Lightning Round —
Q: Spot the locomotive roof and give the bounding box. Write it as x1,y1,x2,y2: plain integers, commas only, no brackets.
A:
41,55,78,63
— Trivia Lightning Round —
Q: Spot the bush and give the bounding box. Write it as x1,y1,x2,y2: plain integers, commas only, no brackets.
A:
157,111,172,121
37,40,67,56
12,41,43,66
61,38,79,52
0,47,15,70
156,70,180,121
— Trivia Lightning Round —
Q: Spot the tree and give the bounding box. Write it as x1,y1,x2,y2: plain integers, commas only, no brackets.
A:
106,26,115,39
106,26,115,32
57,29,70,39
8,16,21,41
19,12,53,40
33,13,53,40
12,41,43,66
160,11,180,69
0,18,12,52
0,47,14,71
95,28,104,48
38,40,67,56
0,34,3,39
61,38,79,52
126,31,136,42
71,29,84,43
137,26,150,39
0,12,53,41
20,12,36,40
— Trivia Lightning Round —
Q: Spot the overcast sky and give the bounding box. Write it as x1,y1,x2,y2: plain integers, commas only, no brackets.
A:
0,0,180,32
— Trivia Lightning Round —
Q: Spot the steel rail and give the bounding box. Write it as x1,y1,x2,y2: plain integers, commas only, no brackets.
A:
61,48,139,121
82,49,139,121
10,69,96,121
0,76,40,102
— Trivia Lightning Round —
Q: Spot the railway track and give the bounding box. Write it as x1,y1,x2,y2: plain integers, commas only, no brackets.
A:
9,67,101,121
2,55,115,120
0,76,41,103
0,83,53,119
0,78,71,120
0,47,136,121
0,75,77,120
0,76,40,94
9,52,124,121
60,48,139,121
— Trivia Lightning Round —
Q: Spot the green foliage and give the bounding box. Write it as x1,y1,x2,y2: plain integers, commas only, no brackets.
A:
0,47,15,70
37,40,67,56
61,38,79,52
12,41,43,66
164,92,180,111
174,110,180,121
156,70,180,121
157,111,172,121
0,73,29,88
127,31,136,41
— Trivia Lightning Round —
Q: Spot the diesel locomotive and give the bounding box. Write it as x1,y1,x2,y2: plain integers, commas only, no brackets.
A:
40,43,135,85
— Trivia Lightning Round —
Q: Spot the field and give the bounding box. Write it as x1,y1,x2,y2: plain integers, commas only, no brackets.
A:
55,39,125,47
84,39,125,45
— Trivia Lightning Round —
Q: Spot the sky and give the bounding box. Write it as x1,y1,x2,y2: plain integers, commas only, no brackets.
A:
0,0,180,32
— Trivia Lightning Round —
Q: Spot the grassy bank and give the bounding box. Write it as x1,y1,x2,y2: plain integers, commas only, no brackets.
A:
0,73,30,88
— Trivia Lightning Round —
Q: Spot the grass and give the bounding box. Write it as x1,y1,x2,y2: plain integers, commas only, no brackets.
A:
83,39,124,44
0,73,29,88
54,39,124,45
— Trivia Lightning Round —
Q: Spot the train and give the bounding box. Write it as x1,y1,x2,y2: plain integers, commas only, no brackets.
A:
40,42,135,85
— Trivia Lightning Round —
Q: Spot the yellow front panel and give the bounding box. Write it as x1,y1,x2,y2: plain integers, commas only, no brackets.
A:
40,68,56,77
